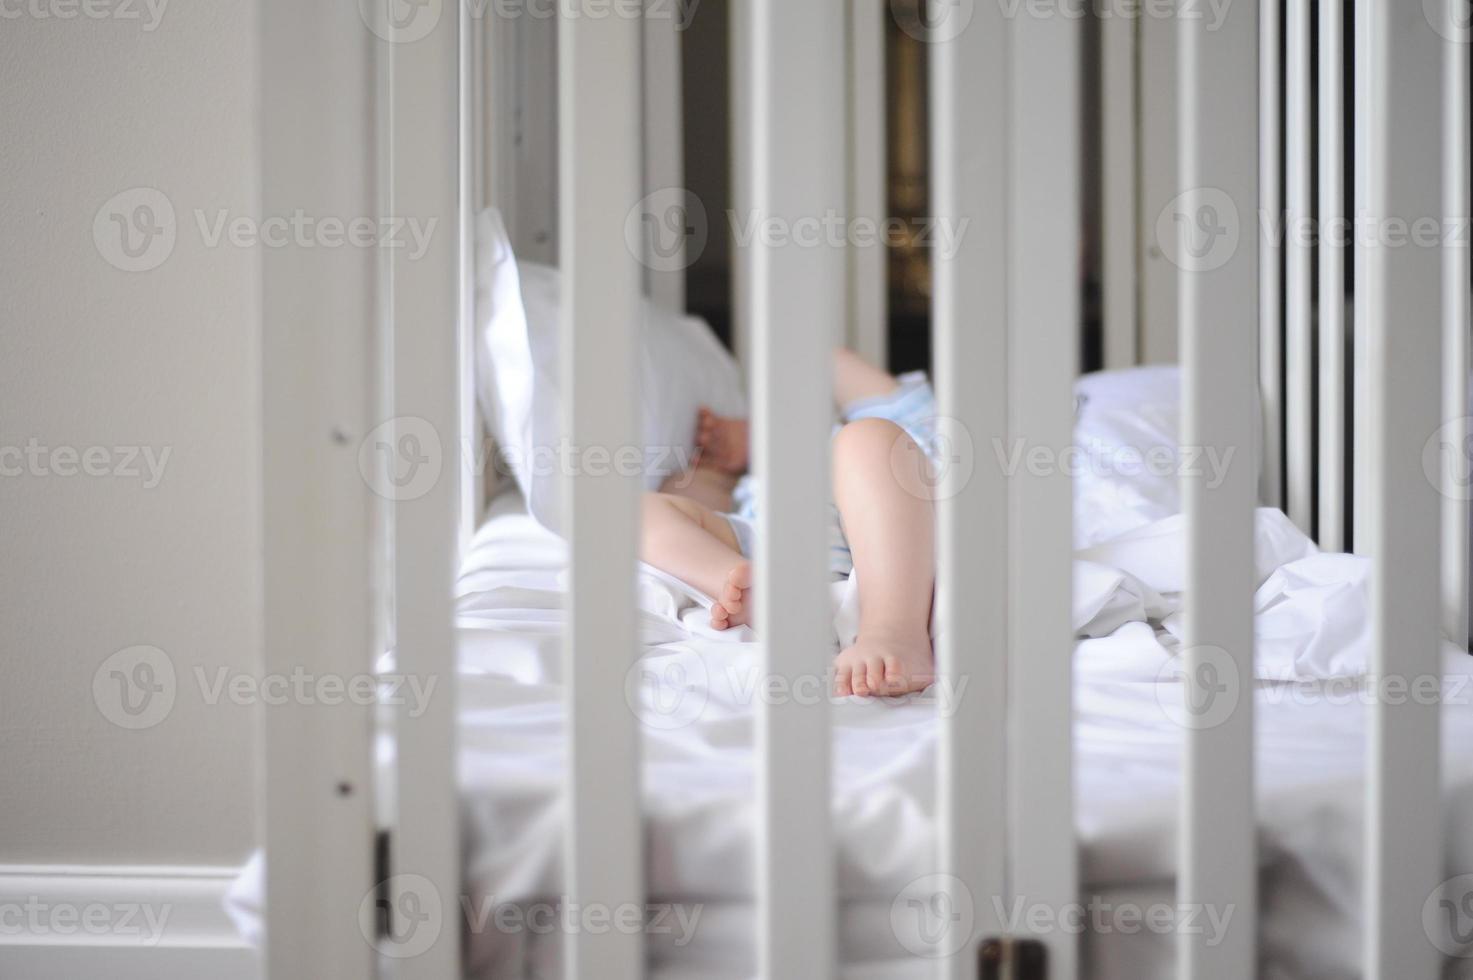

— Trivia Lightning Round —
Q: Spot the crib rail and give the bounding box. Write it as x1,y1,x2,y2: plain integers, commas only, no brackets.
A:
747,0,844,973
558,9,646,979
1442,5,1471,655
260,2,379,976
1284,0,1313,536
1258,0,1283,513
930,0,1010,974
1317,0,1347,553
847,0,889,366
642,0,685,314
1007,9,1083,979
388,6,463,979
1177,3,1259,976
1360,3,1445,972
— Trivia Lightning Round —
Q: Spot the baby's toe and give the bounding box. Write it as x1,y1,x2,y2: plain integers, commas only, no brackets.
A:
834,661,854,697
727,562,753,590
868,655,893,693
880,655,907,694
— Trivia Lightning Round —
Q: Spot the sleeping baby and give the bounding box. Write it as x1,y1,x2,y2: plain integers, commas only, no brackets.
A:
640,349,941,698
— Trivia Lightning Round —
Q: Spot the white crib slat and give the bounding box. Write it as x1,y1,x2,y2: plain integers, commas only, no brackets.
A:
1260,0,1284,511
1285,0,1313,535
1317,0,1346,553
847,0,887,366
260,3,377,977
463,2,488,544
1177,2,1258,977
729,0,752,372
390,8,462,979
643,0,686,313
1352,0,1371,556
931,0,1008,974
1101,6,1138,369
558,9,645,980
749,0,841,975
1137,13,1180,365
1362,3,1444,976
1443,7,1470,649
1009,9,1080,979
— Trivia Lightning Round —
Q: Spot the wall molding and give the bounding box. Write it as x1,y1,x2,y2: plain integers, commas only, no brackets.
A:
0,864,256,979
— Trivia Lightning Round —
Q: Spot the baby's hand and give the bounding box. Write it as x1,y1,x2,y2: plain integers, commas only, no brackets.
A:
695,407,750,476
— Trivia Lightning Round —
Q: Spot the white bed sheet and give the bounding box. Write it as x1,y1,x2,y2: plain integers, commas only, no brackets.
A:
228,488,1473,978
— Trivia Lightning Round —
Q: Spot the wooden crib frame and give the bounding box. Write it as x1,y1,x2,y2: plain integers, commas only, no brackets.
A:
258,1,1468,978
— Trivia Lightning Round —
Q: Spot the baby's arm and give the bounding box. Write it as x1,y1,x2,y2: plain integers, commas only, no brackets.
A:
657,464,738,512
695,407,749,475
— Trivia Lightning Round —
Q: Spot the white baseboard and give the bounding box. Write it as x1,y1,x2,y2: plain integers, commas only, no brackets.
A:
0,864,258,980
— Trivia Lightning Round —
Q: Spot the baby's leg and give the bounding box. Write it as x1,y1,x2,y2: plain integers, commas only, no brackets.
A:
640,492,753,630
832,346,899,407
830,418,936,696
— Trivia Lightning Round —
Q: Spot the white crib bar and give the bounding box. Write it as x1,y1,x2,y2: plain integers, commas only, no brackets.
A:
1177,3,1259,977
462,2,488,545
1009,10,1080,979
1259,0,1284,511
1352,1,1371,556
1362,3,1445,976
1284,0,1313,536
1317,0,1346,553
390,7,462,978
846,0,888,366
643,0,686,313
749,0,842,975
728,0,752,372
1443,7,1470,650
930,0,1009,973
1101,6,1138,370
557,9,645,979
260,2,378,976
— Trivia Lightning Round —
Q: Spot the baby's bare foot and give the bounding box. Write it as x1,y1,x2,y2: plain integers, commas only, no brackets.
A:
695,407,750,476
710,560,754,630
833,627,934,697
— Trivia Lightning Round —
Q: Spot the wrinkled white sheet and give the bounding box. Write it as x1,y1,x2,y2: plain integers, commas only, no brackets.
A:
227,490,1473,979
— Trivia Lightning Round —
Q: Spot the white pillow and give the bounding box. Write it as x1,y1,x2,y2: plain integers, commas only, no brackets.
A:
475,208,745,534
1072,365,1185,548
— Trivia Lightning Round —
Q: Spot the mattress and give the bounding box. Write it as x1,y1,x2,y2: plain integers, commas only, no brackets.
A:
409,491,1473,978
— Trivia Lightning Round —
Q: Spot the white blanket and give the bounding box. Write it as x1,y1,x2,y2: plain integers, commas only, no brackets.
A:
226,496,1473,979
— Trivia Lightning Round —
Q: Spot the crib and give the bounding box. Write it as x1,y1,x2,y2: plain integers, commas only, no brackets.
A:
255,0,1470,978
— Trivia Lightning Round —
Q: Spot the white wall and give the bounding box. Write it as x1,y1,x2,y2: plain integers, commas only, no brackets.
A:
0,2,259,868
